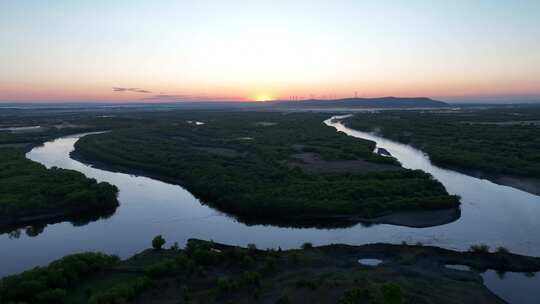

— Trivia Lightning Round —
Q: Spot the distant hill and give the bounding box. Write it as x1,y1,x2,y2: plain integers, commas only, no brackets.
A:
0,97,449,111
269,97,449,108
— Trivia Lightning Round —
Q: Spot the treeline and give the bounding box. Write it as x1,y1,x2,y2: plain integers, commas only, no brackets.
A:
0,148,118,222
0,252,119,303
74,111,459,222
344,107,540,178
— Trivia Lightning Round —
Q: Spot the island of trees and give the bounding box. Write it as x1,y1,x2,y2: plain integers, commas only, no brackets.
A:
73,111,459,226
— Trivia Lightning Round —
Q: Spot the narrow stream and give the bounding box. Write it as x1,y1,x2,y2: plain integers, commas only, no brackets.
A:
1,116,539,303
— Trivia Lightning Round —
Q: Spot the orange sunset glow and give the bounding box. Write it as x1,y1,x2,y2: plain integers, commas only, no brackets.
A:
1,1,539,103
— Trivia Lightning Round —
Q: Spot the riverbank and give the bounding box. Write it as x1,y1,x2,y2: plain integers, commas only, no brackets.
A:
448,167,540,196
3,238,539,303
490,175,540,196
420,162,540,196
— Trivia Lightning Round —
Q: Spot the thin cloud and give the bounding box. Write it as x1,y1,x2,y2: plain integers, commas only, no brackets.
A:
113,87,152,94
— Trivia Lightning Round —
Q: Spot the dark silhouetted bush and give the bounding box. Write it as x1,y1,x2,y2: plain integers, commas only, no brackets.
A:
301,242,313,249
152,235,166,250
469,244,490,254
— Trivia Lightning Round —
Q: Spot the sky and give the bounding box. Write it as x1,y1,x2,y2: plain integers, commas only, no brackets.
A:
1,0,540,103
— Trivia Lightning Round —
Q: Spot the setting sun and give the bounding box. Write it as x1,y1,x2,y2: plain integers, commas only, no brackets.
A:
254,94,273,102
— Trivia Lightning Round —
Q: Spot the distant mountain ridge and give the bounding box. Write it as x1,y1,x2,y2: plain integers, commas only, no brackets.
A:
270,97,449,108
0,97,450,110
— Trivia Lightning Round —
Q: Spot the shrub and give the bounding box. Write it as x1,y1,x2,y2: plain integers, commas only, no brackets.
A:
152,235,166,250
216,277,239,294
301,242,313,249
144,259,177,277
36,288,67,303
185,240,199,256
469,244,490,254
496,246,509,254
88,277,151,304
262,257,277,273
247,243,257,253
192,248,219,266
174,253,190,268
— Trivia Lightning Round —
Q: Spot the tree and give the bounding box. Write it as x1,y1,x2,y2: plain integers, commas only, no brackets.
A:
301,242,313,249
152,235,166,250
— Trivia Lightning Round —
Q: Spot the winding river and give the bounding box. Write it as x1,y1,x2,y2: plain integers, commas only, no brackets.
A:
1,116,539,303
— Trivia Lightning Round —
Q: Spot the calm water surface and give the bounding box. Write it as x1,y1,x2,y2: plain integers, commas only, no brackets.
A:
1,117,539,302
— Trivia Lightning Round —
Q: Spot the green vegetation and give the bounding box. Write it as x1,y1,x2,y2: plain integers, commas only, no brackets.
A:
344,107,540,178
0,252,119,303
496,246,510,254
469,244,490,254
338,283,403,304
4,237,538,303
0,148,118,228
0,110,123,231
87,277,151,304
152,235,166,250
73,111,459,224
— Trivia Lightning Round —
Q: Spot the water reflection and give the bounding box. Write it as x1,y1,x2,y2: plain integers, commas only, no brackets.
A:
481,271,540,304
358,258,383,266
444,264,471,271
1,204,117,237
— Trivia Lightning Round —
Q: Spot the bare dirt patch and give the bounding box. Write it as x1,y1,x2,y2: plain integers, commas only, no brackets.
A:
289,153,400,174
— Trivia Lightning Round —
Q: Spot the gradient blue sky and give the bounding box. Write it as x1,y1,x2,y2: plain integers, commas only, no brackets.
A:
1,0,539,102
